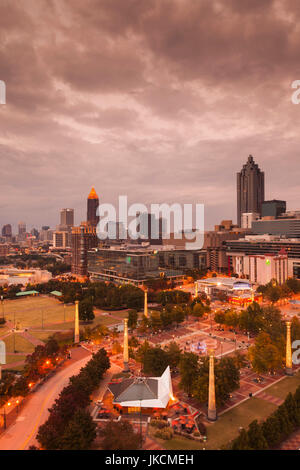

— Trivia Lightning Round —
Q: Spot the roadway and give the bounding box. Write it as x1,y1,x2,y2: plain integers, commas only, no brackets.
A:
0,347,92,450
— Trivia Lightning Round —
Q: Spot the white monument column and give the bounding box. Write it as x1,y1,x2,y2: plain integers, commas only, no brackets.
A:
0,340,6,381
74,300,80,344
123,318,129,372
144,288,148,318
207,349,217,421
286,321,293,376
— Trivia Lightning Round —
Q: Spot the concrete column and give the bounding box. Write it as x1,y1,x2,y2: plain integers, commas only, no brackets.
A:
144,289,148,318
207,349,217,421
194,282,198,298
74,300,80,344
123,318,129,372
286,321,293,375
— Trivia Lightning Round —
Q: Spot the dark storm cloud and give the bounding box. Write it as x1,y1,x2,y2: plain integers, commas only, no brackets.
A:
0,0,299,232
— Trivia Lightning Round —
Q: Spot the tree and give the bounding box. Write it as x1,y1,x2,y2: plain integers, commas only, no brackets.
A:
247,420,268,450
192,303,206,319
283,393,299,427
238,302,264,335
286,278,300,294
248,332,283,373
214,311,226,325
61,409,97,450
142,347,169,376
79,298,95,322
128,309,138,329
165,342,181,369
261,415,282,448
231,429,252,450
192,356,240,407
99,420,142,450
179,352,199,396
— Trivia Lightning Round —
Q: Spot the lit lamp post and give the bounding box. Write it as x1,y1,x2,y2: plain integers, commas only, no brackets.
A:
1,295,4,320
194,282,198,299
285,321,293,376
3,401,11,430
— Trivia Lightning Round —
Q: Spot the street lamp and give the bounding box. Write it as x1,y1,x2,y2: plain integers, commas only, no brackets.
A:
3,401,11,430
1,295,4,320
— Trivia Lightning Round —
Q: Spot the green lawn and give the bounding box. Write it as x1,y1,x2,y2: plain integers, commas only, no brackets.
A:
29,330,56,342
2,296,75,327
204,397,277,449
5,354,27,364
265,372,300,399
2,334,35,354
0,324,11,338
152,397,277,450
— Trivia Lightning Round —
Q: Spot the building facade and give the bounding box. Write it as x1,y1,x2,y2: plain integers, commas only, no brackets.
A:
226,235,300,279
71,223,98,276
87,246,184,285
237,155,265,227
233,253,291,285
87,187,99,227
60,208,74,227
261,200,286,218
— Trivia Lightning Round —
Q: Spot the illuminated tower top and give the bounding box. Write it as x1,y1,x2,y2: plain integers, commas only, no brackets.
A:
87,187,99,226
88,186,99,200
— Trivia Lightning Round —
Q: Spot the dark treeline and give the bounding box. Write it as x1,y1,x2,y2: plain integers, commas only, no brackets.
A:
229,385,300,450
36,348,110,450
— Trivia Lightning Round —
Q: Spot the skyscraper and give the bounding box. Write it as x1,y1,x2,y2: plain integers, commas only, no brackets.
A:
237,155,265,227
60,208,74,227
2,224,12,238
18,221,26,236
87,187,99,227
71,222,98,275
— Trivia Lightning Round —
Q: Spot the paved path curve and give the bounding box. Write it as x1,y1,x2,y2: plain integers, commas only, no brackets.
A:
0,349,92,450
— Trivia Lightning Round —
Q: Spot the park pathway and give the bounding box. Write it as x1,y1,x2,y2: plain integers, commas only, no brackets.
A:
279,428,300,450
255,391,284,406
20,330,44,347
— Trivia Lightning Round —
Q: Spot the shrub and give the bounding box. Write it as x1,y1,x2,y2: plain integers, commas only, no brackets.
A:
154,428,173,440
150,419,169,429
197,421,207,435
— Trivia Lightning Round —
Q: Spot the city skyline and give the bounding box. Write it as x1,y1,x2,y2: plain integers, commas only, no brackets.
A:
1,1,300,231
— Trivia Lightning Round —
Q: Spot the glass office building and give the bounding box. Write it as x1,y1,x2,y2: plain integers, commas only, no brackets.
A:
87,247,184,285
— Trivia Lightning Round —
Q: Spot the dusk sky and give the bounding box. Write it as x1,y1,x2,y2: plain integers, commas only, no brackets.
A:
1,0,300,232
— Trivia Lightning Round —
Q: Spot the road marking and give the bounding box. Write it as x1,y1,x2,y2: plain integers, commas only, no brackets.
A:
19,356,90,450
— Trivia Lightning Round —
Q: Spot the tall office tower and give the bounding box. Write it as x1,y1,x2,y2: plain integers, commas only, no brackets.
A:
60,208,74,227
87,187,99,227
71,222,98,276
31,228,39,238
18,221,26,236
237,155,265,227
2,224,12,238
137,213,165,244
